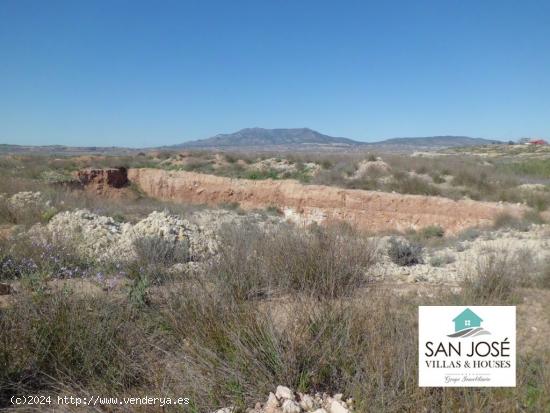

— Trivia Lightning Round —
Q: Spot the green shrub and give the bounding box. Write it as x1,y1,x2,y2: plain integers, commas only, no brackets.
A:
429,253,456,267
460,250,520,304
209,223,377,300
129,236,189,285
420,225,445,238
246,169,279,180
457,227,482,241
540,263,550,289
387,237,424,266
493,213,532,232
430,173,445,184
320,159,333,169
526,192,550,211
389,173,441,196
500,159,550,178
0,293,146,404
265,205,282,215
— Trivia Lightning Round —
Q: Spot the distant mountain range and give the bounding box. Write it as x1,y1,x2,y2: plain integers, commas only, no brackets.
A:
0,144,136,155
0,128,504,154
367,135,502,148
172,128,502,150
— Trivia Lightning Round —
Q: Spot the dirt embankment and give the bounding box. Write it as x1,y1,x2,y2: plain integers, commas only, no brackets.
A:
75,167,137,199
128,168,525,233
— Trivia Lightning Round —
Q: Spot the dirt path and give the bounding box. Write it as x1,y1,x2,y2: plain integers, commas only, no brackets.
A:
128,168,525,233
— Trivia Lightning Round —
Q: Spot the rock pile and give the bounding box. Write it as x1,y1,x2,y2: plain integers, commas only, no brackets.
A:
214,385,353,413
251,158,320,177
369,226,550,284
44,209,209,263
42,208,277,264
0,191,53,223
351,158,391,179
4,191,49,210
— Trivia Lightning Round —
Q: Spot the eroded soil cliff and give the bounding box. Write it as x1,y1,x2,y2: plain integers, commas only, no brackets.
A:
127,168,525,233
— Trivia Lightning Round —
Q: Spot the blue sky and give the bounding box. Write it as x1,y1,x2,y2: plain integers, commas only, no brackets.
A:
1,0,550,147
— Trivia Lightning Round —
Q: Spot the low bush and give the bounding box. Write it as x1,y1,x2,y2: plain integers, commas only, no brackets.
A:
133,236,189,268
457,227,482,241
0,293,147,406
525,191,550,211
493,212,534,232
429,253,456,267
387,237,424,266
0,233,92,281
420,225,445,239
128,235,189,286
183,159,215,173
500,159,550,178
460,249,520,304
388,172,441,196
540,263,550,289
209,223,377,300
246,169,279,180
162,286,418,411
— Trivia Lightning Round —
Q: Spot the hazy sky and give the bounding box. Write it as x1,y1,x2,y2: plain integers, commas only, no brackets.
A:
1,0,550,147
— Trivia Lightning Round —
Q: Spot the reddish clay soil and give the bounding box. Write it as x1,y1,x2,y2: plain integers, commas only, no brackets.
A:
76,167,137,199
128,168,526,233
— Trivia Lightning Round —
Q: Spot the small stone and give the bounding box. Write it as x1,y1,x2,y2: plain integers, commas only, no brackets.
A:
281,399,301,413
299,394,315,411
276,386,294,400
328,400,349,413
312,409,327,413
264,392,280,413
0,283,11,295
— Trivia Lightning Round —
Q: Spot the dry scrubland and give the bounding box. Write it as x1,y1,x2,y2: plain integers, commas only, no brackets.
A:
1,146,550,412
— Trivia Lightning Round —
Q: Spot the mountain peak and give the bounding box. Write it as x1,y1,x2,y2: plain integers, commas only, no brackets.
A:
179,127,359,148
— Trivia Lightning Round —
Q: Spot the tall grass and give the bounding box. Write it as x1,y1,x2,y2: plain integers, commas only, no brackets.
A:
208,222,377,300
2,284,549,412
0,293,148,406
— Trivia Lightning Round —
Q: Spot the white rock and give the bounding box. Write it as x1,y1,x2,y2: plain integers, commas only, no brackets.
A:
281,399,301,413
213,408,233,413
264,392,279,412
276,385,294,400
328,400,349,413
43,208,284,264
299,394,315,411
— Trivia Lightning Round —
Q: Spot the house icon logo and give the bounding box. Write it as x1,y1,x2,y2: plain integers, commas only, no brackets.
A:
447,308,491,338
